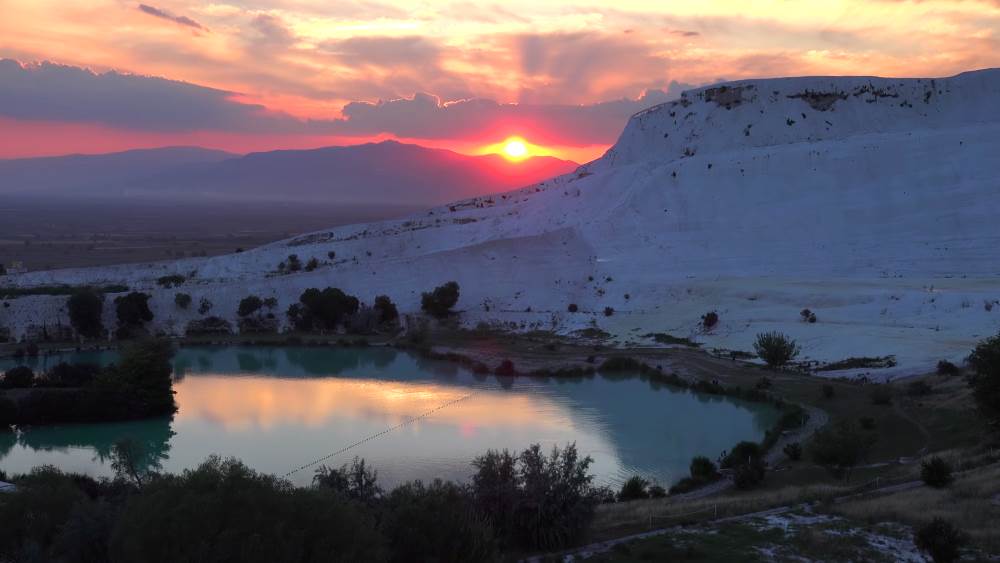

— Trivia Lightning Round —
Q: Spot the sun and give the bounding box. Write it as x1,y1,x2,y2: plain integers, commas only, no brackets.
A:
502,138,528,160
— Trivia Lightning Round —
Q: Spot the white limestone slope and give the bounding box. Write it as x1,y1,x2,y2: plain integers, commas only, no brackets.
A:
3,69,1000,379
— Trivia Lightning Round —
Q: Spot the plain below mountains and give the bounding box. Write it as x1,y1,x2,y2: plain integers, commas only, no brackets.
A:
0,141,579,206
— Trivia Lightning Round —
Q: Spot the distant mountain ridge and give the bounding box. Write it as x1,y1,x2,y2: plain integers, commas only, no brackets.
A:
0,141,579,205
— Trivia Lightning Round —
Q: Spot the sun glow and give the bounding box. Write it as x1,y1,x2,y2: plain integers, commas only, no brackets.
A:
503,138,528,159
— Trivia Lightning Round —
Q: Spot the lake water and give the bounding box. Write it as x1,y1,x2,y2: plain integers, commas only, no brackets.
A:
0,346,779,488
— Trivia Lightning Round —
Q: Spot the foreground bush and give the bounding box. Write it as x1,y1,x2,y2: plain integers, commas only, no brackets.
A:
0,440,599,562
914,517,965,563
2,366,34,388
381,480,498,563
920,456,954,488
967,332,1000,423
753,331,800,367
616,476,650,502
112,457,386,563
472,443,597,551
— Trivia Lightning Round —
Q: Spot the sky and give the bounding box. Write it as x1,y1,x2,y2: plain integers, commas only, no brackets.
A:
1,0,999,161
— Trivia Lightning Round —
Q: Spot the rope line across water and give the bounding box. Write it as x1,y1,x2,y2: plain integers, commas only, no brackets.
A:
282,391,476,479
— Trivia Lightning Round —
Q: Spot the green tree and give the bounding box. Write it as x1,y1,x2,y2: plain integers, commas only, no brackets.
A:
382,480,498,563
471,443,597,551
96,339,176,418
109,457,386,563
753,331,800,367
67,290,104,339
237,295,264,318
174,293,192,310
373,295,399,324
616,476,650,501
421,281,460,319
967,332,1000,424
113,292,153,336
809,419,875,481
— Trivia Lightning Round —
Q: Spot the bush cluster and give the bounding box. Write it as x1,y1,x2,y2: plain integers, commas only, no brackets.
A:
0,441,602,562
421,282,460,319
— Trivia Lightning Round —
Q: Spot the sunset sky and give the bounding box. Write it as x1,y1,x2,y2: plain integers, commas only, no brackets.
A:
2,0,999,161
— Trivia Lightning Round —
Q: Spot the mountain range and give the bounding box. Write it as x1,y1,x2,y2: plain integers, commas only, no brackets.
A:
0,141,579,205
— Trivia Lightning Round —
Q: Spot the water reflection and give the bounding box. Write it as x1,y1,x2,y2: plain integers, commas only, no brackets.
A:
1,346,779,488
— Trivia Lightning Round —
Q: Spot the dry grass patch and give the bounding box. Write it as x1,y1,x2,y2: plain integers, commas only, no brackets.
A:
830,463,1000,553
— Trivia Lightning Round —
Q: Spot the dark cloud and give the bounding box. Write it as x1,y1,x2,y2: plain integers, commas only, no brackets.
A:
249,13,296,47
0,58,695,146
336,83,694,145
0,59,300,133
137,4,206,31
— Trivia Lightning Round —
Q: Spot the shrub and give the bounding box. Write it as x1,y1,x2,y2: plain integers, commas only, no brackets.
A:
174,293,192,309
920,456,954,488
934,360,959,377
616,476,650,502
800,308,817,323
305,257,319,272
237,295,264,318
690,456,718,480
112,457,385,563
603,307,614,317
755,376,772,390
382,480,498,563
967,332,1000,423
870,386,893,405
783,442,802,461
67,290,104,339
471,443,597,551
155,275,185,288
185,316,232,336
809,419,875,481
732,459,766,490
327,251,336,260
293,287,360,331
197,298,213,315
914,518,965,563
721,441,762,469
286,254,302,272
45,362,100,387
373,295,399,325
421,282,460,319
314,457,383,504
701,311,719,330
114,292,153,334
753,331,800,367
567,303,578,313
647,485,666,498
3,366,34,388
